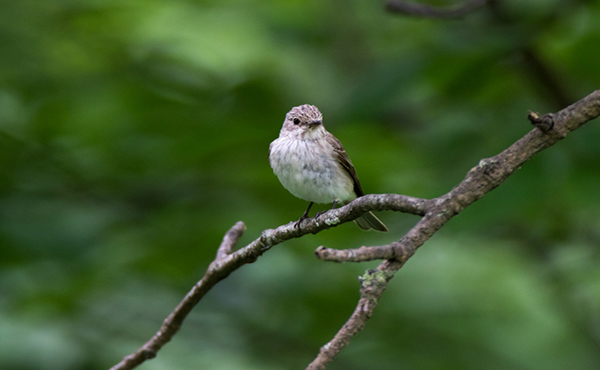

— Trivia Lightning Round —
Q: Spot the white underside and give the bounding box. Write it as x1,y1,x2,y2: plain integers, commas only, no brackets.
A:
269,137,356,204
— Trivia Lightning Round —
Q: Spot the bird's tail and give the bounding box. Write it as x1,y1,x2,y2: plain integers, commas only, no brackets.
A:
354,211,388,232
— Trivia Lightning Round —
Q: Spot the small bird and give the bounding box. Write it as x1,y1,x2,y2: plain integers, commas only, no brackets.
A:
269,104,388,232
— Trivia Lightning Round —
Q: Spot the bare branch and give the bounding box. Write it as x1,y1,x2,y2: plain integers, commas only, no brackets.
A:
307,266,401,370
315,239,415,262
315,244,396,262
110,221,249,370
386,0,489,19
216,221,246,259
109,195,425,370
300,193,428,231
519,48,574,109
110,91,599,370
307,90,600,368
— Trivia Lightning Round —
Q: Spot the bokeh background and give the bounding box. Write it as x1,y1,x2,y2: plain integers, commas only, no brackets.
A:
1,0,600,369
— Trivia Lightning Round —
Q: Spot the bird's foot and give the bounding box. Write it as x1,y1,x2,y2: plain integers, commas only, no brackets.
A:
314,200,337,218
314,210,327,218
294,215,308,229
294,202,314,229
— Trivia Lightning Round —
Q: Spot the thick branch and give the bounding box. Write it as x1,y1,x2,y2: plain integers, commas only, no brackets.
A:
307,90,600,368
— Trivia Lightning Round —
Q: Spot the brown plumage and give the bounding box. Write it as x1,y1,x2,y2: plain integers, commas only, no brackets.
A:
269,104,387,232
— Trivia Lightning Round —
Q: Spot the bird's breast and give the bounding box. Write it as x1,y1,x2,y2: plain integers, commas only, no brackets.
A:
269,137,355,204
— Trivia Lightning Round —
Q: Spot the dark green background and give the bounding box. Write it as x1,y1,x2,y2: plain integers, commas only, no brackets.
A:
1,1,599,369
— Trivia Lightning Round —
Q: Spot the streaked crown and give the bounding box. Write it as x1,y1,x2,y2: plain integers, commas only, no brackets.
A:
285,104,323,125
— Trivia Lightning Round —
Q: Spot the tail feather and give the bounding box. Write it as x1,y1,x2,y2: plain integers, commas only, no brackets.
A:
354,211,388,232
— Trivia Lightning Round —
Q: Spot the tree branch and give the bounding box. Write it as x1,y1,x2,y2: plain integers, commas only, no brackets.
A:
109,195,426,370
307,267,401,370
110,90,599,370
306,89,600,368
386,0,489,19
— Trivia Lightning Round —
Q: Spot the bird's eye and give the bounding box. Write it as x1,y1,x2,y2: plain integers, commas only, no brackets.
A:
293,118,300,125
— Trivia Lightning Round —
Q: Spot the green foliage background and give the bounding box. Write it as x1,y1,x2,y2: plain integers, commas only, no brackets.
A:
1,1,599,369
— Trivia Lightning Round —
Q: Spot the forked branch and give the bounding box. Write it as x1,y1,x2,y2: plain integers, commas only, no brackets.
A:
110,90,599,370
109,195,426,370
307,89,600,369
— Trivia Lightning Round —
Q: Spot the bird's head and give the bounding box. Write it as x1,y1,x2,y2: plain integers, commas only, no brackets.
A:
280,104,325,140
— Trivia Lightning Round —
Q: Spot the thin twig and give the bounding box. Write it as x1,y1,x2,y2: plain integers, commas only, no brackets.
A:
315,240,411,262
216,221,246,259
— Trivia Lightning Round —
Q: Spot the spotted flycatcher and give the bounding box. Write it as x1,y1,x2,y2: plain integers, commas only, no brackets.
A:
269,104,388,232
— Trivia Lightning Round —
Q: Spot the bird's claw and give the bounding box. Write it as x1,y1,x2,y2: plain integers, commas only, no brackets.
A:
314,210,326,218
294,216,308,229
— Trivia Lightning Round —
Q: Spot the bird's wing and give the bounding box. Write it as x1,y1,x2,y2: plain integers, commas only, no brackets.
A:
327,133,365,197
